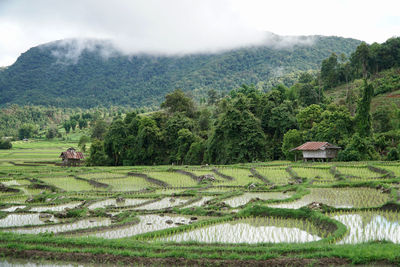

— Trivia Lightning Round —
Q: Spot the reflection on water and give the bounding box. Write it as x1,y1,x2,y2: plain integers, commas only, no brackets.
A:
161,217,322,244
331,211,400,244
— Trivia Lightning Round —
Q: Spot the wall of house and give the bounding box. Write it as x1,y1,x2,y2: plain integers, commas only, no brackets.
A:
302,149,338,159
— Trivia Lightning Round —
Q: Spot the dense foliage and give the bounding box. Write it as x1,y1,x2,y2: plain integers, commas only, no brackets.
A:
0,36,360,108
88,37,400,165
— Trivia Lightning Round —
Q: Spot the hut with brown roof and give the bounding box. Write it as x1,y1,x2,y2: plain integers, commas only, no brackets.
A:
59,147,84,166
291,142,341,162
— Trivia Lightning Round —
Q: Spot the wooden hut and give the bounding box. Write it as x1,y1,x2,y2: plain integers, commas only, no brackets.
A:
59,147,84,166
291,142,341,162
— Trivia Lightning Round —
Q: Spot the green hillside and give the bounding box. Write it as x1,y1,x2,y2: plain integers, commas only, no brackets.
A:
0,35,360,108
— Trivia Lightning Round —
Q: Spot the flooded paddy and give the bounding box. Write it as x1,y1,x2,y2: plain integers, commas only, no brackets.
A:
185,196,214,208
0,213,58,227
268,188,389,209
88,198,150,209
1,205,26,212
330,211,400,244
225,192,292,208
161,217,322,244
134,197,191,210
30,202,83,212
8,217,111,234
89,214,195,239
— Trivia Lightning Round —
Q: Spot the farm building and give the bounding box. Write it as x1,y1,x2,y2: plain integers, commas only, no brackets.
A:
59,147,84,166
291,142,341,162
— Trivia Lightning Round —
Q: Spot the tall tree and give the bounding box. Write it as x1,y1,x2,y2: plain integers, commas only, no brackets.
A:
354,80,374,137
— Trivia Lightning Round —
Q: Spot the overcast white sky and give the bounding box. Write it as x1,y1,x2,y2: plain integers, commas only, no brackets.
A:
0,0,399,66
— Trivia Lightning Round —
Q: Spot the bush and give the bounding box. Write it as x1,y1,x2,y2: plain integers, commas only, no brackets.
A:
387,148,399,161
0,139,12,149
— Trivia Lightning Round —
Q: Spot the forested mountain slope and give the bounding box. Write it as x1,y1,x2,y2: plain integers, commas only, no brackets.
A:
0,35,360,108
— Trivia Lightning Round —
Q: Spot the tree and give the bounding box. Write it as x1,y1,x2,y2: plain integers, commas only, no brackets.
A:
207,89,218,105
78,135,90,152
91,120,108,140
134,117,163,165
63,121,71,134
18,123,37,140
161,89,196,118
352,42,370,79
298,83,319,106
87,140,109,166
206,104,267,164
372,106,393,133
0,139,12,149
70,120,77,131
103,119,127,166
320,53,339,88
296,104,323,130
45,127,60,139
176,129,196,164
78,119,88,129
355,81,373,137
282,129,303,161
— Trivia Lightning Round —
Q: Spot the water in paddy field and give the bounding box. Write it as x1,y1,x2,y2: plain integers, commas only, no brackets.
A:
331,211,400,244
268,188,389,209
0,213,58,227
88,214,195,239
134,197,190,210
8,217,111,234
1,205,26,212
29,202,83,212
185,196,214,208
224,192,292,208
160,217,322,244
88,198,150,209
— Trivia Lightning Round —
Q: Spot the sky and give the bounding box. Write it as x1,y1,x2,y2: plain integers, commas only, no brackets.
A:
0,0,399,66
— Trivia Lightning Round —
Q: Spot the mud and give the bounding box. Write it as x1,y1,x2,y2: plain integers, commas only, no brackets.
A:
0,247,353,266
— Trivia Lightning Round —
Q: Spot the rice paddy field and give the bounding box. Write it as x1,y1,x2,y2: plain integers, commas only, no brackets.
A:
1,140,400,266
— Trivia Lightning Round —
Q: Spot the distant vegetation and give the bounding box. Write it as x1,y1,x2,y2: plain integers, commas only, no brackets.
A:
86,37,400,165
0,35,360,108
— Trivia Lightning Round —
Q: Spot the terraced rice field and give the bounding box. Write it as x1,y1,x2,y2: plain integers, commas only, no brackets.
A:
1,140,400,266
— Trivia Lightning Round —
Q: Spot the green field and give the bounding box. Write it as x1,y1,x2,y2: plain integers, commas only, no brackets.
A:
0,140,400,266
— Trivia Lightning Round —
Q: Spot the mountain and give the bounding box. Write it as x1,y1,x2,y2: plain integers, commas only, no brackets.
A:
0,35,361,108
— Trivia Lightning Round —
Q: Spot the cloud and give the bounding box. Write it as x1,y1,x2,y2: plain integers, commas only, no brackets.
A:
0,0,319,66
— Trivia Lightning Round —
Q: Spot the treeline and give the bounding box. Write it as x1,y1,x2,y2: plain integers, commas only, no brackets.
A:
320,37,400,89
0,105,136,139
88,37,400,165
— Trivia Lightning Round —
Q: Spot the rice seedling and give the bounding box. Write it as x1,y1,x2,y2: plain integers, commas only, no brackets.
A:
0,214,58,227
40,177,95,191
225,192,292,208
8,218,112,234
160,217,323,244
96,177,156,191
214,168,259,186
1,205,26,212
135,197,191,210
88,199,150,209
144,171,198,187
29,202,83,212
329,211,400,244
79,173,127,179
268,188,390,209
336,166,382,179
89,214,194,239
185,196,214,208
292,167,335,181
255,167,292,185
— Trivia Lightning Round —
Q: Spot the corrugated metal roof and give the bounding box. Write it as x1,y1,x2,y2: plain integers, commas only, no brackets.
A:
291,142,340,151
59,148,84,159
